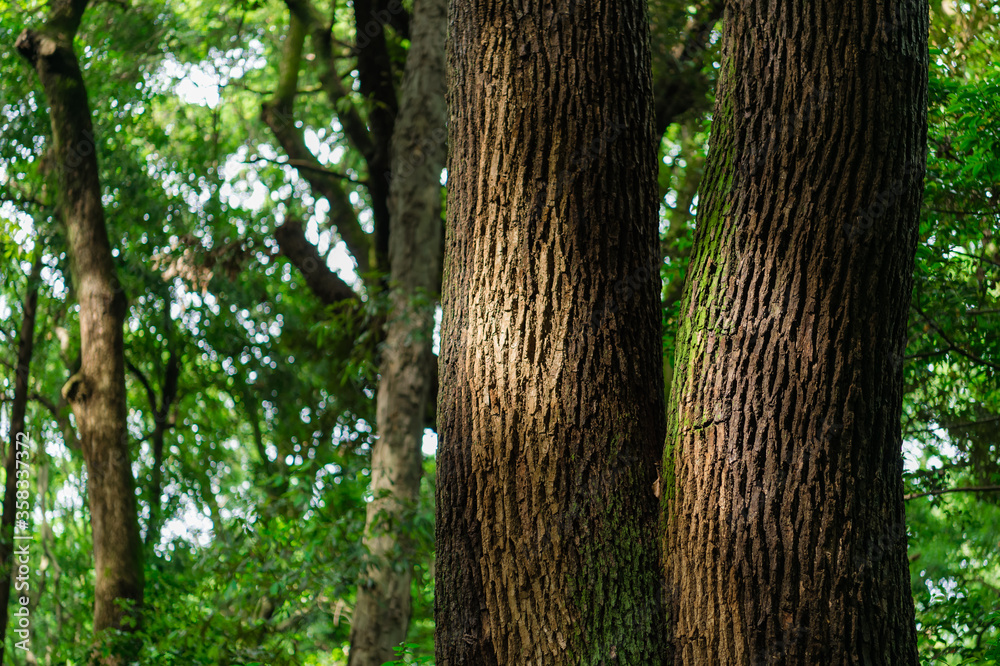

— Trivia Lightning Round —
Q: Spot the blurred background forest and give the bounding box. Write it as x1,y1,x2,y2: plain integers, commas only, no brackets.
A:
0,0,998,663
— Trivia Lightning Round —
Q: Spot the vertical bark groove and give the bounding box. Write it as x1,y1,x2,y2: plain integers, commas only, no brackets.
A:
438,2,667,664
663,1,927,664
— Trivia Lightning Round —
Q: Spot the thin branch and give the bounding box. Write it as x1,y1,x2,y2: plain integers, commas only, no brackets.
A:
0,194,48,209
947,248,1000,269
275,217,358,306
284,0,375,158
905,348,948,361
262,9,373,276
28,392,78,451
925,208,996,216
230,80,326,96
28,392,59,418
0,179,51,209
912,304,1000,371
125,358,158,413
905,485,1000,501
904,415,1000,436
244,154,364,184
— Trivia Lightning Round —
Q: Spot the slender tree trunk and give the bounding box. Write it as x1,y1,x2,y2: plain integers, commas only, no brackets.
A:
146,423,166,546
0,257,41,662
347,0,447,663
16,0,144,651
662,1,927,664
437,2,666,663
141,334,178,549
353,0,398,269
38,450,64,663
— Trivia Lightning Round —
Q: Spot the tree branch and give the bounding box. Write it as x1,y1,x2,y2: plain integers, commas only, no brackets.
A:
244,155,364,184
912,304,1000,371
262,11,373,276
274,218,358,306
29,392,78,451
0,193,48,210
126,358,158,414
904,415,1000,437
284,0,375,158
282,0,394,271
905,485,1000,501
351,0,397,270
652,0,723,138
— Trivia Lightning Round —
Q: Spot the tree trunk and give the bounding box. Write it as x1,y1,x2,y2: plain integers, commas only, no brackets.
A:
437,2,667,663
662,1,927,664
0,256,41,663
130,320,178,550
353,0,399,270
347,0,447,663
16,0,144,651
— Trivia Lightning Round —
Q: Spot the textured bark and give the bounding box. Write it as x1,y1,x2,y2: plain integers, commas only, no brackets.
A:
347,0,447,663
16,0,144,650
437,2,666,663
662,1,927,664
0,257,41,663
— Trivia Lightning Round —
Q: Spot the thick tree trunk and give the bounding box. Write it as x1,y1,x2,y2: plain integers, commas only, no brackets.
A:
16,0,144,651
662,1,927,664
347,0,447,663
0,257,41,662
437,2,667,663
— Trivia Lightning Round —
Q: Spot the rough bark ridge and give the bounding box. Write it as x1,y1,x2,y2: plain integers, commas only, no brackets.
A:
662,1,927,663
16,0,144,646
347,0,447,663
437,2,667,663
0,257,41,662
